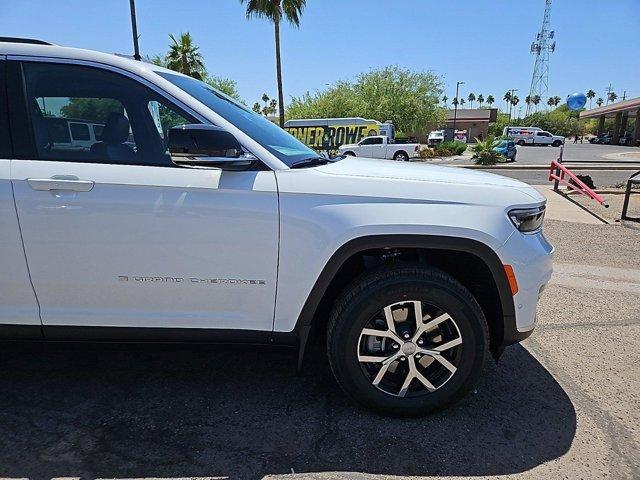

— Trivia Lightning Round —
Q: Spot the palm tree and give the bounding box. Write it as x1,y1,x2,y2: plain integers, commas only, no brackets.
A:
586,89,596,109
477,94,484,108
442,95,448,107
460,98,466,107
552,96,561,107
607,91,618,104
511,95,520,108
241,0,306,127
596,97,604,107
532,94,541,111
503,91,512,111
547,97,555,108
467,92,476,109
525,95,532,108
486,95,495,107
165,33,206,79
452,97,459,106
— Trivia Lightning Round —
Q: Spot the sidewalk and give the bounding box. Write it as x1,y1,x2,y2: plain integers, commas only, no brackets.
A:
533,185,605,224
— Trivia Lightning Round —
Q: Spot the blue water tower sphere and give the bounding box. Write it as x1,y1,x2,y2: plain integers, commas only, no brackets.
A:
567,92,587,111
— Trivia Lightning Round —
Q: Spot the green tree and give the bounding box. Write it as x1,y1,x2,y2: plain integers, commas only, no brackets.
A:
486,95,495,107
60,98,123,122
586,89,596,109
525,95,532,108
253,93,278,116
607,91,618,104
596,97,604,107
460,98,466,107
205,76,243,102
241,0,306,128
511,95,520,108
467,92,476,108
477,94,484,108
287,66,445,135
442,95,448,106
451,97,459,106
165,33,206,80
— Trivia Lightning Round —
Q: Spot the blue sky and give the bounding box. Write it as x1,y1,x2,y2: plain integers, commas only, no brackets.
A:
2,0,639,113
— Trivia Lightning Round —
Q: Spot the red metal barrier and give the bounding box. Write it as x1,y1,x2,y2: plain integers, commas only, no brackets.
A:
548,159,609,207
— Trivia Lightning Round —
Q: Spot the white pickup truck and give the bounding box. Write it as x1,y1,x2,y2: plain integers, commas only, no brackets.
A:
0,38,554,416
338,135,421,161
505,127,564,147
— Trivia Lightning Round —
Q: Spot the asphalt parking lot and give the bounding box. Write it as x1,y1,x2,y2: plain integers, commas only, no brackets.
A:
1,205,638,479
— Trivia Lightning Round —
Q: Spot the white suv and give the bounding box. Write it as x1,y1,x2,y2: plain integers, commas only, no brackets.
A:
0,39,553,416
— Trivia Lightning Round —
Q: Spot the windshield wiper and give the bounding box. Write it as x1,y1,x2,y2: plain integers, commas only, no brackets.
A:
290,156,331,169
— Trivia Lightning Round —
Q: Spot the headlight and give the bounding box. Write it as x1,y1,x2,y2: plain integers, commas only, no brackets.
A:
508,206,545,233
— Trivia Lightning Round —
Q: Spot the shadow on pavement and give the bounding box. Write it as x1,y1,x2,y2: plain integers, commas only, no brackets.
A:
0,341,575,479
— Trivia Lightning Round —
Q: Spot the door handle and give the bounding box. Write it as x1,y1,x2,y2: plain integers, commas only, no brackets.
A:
27,176,95,192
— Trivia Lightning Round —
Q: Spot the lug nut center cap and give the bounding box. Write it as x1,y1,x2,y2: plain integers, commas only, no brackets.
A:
402,342,417,355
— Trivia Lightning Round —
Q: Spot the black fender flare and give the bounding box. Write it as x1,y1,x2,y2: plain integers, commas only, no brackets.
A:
293,234,520,371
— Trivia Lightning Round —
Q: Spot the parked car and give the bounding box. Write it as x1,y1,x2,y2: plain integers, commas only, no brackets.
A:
590,134,612,145
427,130,445,146
338,135,421,161
0,38,553,416
493,139,517,162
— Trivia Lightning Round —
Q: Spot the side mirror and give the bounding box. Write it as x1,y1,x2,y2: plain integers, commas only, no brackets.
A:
168,124,253,170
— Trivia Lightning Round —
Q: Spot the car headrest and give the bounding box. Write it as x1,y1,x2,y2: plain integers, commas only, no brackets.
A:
101,112,130,144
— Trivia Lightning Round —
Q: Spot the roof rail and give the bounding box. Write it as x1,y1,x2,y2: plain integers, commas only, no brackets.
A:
0,37,54,46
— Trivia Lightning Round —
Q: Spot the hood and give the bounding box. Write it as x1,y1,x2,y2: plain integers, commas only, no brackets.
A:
318,157,528,188
306,156,545,205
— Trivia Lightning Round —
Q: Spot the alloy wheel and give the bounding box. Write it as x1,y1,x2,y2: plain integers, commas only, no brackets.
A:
357,300,463,398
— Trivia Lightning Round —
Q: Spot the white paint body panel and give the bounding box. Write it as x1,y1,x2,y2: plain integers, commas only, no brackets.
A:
273,157,550,332
11,160,279,330
0,160,40,324
0,43,553,338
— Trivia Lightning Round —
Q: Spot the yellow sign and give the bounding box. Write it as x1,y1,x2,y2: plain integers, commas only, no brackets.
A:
285,124,380,148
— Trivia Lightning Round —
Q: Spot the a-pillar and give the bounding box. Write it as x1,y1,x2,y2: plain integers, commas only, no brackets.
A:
633,110,640,146
612,111,622,144
597,115,605,136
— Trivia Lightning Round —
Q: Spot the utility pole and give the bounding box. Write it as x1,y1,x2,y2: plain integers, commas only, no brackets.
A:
622,90,627,101
129,0,141,61
452,81,464,138
605,84,613,104
526,0,555,116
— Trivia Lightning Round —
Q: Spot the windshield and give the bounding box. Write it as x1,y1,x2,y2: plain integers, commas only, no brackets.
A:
157,71,317,167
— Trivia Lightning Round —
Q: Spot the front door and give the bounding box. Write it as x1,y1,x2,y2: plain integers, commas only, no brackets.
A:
9,60,279,332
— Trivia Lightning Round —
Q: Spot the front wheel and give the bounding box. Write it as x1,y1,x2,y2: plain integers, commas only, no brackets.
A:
327,266,489,417
517,140,526,146
552,140,562,147
393,151,409,161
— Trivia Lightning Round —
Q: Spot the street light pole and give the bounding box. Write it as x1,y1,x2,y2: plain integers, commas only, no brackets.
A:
452,81,464,139
129,0,141,61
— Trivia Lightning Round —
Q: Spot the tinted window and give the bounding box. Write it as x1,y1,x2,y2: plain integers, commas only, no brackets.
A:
70,122,91,141
158,71,317,167
0,61,10,158
23,62,196,166
371,137,383,145
360,138,375,145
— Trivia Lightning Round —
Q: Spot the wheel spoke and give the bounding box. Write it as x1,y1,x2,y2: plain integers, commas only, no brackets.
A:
434,336,462,352
432,353,457,374
372,353,400,386
398,357,416,397
358,354,388,363
413,313,450,340
361,328,400,342
414,369,437,392
383,306,398,335
412,301,423,334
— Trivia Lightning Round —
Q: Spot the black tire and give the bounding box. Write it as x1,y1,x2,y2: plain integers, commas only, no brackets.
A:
326,265,489,417
517,140,526,146
552,140,562,147
343,151,355,156
393,151,409,161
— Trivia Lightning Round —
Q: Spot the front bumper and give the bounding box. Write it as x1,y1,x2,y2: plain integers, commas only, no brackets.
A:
497,228,554,343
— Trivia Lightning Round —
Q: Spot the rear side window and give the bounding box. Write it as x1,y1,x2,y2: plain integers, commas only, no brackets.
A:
0,61,10,158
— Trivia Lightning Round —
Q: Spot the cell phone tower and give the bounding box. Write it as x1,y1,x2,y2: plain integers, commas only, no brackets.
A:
525,0,556,116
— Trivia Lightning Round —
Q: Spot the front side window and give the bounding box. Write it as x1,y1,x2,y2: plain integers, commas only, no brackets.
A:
157,71,318,167
23,63,196,166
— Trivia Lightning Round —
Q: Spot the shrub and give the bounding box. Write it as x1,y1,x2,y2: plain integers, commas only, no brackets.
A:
471,136,502,165
419,146,436,159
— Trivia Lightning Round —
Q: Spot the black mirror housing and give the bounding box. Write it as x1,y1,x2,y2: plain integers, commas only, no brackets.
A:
168,124,243,159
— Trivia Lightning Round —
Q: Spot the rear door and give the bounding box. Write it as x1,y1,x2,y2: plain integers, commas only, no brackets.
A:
8,59,279,333
0,58,41,330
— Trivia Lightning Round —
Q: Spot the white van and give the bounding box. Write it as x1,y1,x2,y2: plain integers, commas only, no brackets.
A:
504,127,564,147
